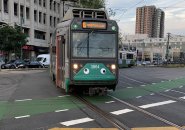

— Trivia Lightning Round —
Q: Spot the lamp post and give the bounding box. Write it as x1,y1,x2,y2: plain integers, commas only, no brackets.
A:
20,16,24,60
166,33,171,61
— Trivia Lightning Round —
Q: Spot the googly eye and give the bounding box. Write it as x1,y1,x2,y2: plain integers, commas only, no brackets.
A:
84,68,90,74
100,68,106,74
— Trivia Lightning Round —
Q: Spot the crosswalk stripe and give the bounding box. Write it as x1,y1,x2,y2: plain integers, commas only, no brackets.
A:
60,117,94,126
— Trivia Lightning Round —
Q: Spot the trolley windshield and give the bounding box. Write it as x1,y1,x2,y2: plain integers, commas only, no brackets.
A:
72,32,116,58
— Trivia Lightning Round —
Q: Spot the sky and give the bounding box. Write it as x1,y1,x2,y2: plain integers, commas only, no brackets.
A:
106,0,185,36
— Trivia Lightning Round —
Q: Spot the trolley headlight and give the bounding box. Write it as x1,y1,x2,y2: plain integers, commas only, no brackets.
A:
111,64,116,70
73,63,79,70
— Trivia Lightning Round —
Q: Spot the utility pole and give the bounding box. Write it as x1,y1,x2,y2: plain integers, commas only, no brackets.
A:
165,33,171,61
20,17,24,60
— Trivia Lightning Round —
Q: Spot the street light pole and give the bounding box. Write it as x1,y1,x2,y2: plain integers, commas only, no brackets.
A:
166,33,170,61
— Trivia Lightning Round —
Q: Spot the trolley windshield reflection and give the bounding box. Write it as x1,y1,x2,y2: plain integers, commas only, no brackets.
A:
72,32,116,58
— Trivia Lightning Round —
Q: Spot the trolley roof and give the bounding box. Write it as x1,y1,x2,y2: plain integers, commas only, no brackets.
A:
63,7,109,21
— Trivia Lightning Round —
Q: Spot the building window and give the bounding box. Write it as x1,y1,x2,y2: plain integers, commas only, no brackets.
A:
58,3,60,13
43,13,46,24
20,5,24,18
4,0,8,13
34,10,37,22
54,1,56,12
54,17,56,27
50,0,52,10
26,7,30,19
24,28,30,37
39,0,41,6
14,3,18,16
50,16,52,26
39,12,42,23
34,30,46,40
34,0,37,4
57,18,60,23
43,0,46,7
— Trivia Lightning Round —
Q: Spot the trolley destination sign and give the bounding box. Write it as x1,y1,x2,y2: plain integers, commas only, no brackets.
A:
82,21,107,29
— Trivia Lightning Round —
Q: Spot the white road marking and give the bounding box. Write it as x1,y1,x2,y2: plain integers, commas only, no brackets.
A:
179,86,183,88
136,96,142,99
140,85,146,87
179,96,185,99
110,109,134,115
126,87,133,89
60,117,94,126
55,109,69,113
15,115,30,119
161,81,164,82
150,93,155,96
105,101,115,104
169,80,171,81
122,75,146,84
15,99,32,102
152,83,156,85
58,95,70,98
164,89,170,92
139,100,176,109
170,90,185,95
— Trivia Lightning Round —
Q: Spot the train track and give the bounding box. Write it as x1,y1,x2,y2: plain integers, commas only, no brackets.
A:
73,94,130,130
72,93,185,130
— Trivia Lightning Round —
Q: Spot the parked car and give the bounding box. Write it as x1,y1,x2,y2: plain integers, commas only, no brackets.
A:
1,60,26,69
26,61,43,68
36,54,50,67
0,59,5,69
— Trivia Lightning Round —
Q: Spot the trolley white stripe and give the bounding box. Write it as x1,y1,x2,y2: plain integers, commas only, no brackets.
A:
139,100,176,109
105,101,115,104
110,109,134,115
60,117,94,126
150,93,155,96
55,109,69,112
15,99,32,102
15,115,30,119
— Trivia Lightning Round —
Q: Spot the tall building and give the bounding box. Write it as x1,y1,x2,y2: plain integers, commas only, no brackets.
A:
0,0,75,60
135,6,165,38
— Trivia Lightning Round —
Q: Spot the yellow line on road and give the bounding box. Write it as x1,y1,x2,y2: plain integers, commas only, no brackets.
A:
49,128,118,130
132,127,180,130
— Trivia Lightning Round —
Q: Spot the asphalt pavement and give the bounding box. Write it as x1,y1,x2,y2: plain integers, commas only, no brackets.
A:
1,67,185,129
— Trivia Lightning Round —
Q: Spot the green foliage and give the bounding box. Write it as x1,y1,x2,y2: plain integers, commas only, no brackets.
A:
79,0,105,9
0,25,27,55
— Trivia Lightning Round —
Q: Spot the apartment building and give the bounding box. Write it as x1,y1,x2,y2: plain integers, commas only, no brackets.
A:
135,6,165,38
0,0,63,59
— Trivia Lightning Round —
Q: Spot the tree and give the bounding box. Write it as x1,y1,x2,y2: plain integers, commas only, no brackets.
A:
78,0,105,9
0,25,27,59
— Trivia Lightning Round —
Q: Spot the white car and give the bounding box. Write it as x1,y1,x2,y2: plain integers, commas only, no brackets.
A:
0,59,5,69
36,54,50,67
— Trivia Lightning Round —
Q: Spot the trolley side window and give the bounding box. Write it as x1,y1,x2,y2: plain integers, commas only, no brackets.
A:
127,54,134,59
